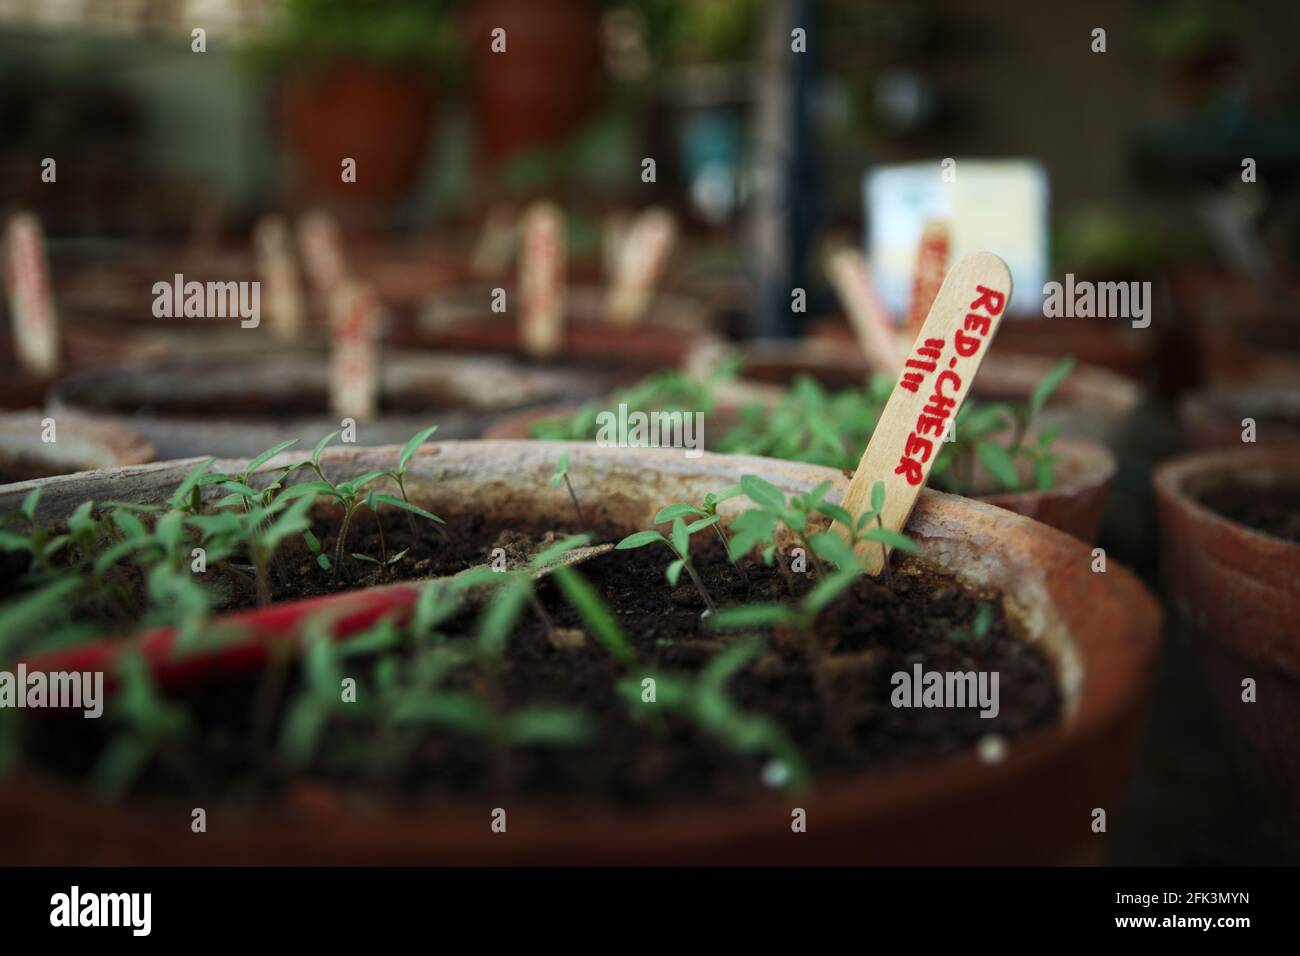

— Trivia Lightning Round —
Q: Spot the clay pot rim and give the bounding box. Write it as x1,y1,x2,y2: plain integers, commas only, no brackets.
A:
484,397,1117,505
1179,385,1300,420
0,411,155,477
686,339,1143,416
1154,447,1300,554
0,441,1160,861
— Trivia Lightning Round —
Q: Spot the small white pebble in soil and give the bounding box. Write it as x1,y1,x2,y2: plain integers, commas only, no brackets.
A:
977,734,1008,765
762,759,791,789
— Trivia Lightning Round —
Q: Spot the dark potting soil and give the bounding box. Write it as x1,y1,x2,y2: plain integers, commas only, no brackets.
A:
24,531,1062,810
1200,482,1300,544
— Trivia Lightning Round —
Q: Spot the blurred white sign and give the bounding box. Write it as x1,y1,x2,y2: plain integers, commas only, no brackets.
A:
863,159,1049,318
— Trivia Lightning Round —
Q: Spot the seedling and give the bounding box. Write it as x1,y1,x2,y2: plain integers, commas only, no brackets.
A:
617,517,717,612
380,424,439,535
549,450,587,530
651,484,747,585
949,603,995,644
617,638,808,793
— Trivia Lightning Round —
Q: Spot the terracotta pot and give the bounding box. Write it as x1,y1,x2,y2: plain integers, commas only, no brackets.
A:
812,315,1155,383
1179,387,1300,451
1173,270,1300,387
0,411,154,485
400,284,720,386
278,62,436,204
47,351,602,459
2,441,1160,864
485,397,1116,544
469,0,600,169
1154,448,1300,828
685,339,1143,452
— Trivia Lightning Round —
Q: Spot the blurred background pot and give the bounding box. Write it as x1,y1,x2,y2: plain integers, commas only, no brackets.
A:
1155,448,1300,831
1179,386,1300,451
0,411,154,485
47,351,602,459
5,441,1160,864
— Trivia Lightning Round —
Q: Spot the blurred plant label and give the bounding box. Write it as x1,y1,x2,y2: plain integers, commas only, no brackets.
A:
329,281,379,420
906,219,951,339
519,201,566,358
4,214,60,376
607,207,677,325
825,245,901,375
839,253,1011,572
469,204,517,278
254,215,306,341
298,210,348,296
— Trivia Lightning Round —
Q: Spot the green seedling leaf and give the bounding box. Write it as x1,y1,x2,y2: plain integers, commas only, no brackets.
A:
670,517,689,556
616,530,668,550
870,479,885,514
20,488,40,520
477,576,530,659
654,502,706,523
685,515,721,535
312,431,339,467
531,533,593,569
351,553,382,565
369,493,443,524
169,458,214,509
708,604,795,630
815,502,854,527
863,526,918,554
666,558,685,586
1029,356,1076,420
245,438,301,476
701,638,763,692
809,531,860,572
398,425,438,471
506,706,591,746
804,569,859,612
111,509,149,541
0,578,80,656
977,441,1020,490
740,474,785,511
551,566,634,666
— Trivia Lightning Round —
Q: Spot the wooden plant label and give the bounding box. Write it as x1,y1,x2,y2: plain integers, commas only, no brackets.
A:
825,245,901,375
253,215,306,342
329,281,380,421
519,201,566,358
607,207,677,326
297,210,349,297
469,203,517,278
840,252,1012,573
905,219,951,341
4,214,61,376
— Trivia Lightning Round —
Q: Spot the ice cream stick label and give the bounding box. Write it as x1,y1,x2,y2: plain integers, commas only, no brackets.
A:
825,246,902,375
469,204,517,278
607,207,677,326
253,216,306,342
329,281,379,421
601,210,632,283
905,219,951,342
297,211,349,296
4,214,61,377
519,201,566,358
839,252,1011,573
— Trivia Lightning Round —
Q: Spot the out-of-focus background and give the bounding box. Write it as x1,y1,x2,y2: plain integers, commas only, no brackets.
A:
0,0,1298,865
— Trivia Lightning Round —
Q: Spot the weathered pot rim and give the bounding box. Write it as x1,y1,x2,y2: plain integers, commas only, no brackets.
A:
0,441,1161,862
686,339,1143,416
0,411,155,478
1179,386,1300,424
1154,446,1300,553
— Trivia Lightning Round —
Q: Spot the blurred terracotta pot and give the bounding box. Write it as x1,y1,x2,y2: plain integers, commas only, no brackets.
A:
1173,270,1300,387
399,284,719,386
1155,448,1300,829
3,441,1160,864
469,0,600,168
0,411,154,485
686,339,1143,451
1179,387,1300,451
279,62,436,204
486,397,1115,544
47,351,602,459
